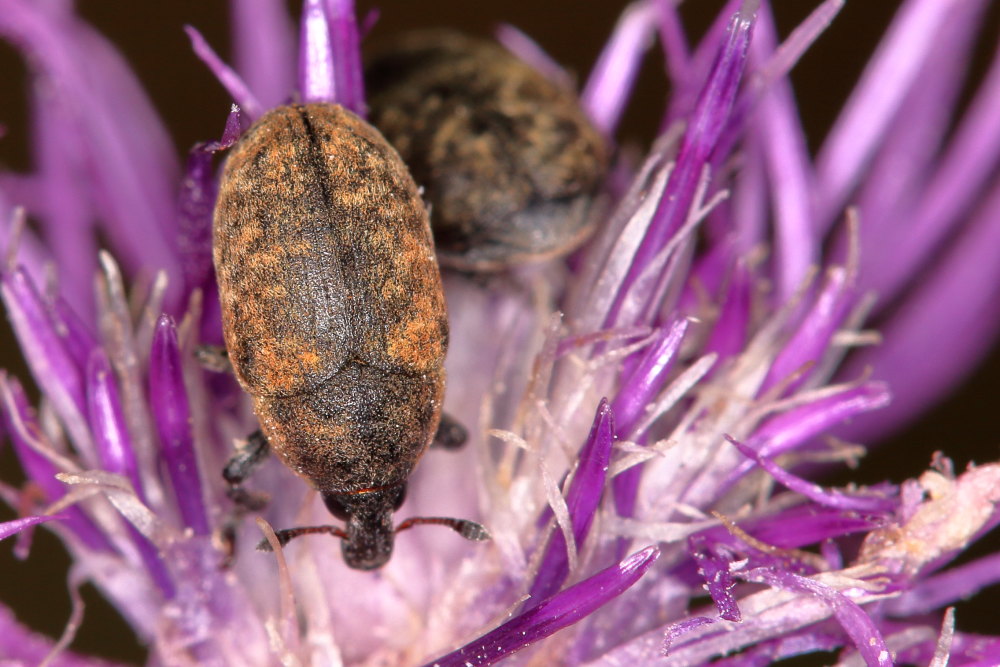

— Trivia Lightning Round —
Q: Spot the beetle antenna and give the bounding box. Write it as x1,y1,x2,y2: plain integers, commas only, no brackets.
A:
256,524,349,551
395,517,491,541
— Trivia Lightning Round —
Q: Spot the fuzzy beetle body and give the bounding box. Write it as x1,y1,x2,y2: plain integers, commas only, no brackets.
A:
214,103,458,570
365,30,608,272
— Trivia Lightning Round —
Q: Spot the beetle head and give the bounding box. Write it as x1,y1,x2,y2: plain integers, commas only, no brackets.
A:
322,487,405,570
258,484,489,569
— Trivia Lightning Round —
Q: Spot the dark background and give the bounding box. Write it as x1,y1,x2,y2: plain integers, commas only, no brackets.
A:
0,1,997,664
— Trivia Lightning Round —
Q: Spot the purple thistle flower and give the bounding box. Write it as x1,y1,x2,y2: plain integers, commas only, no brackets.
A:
0,0,998,665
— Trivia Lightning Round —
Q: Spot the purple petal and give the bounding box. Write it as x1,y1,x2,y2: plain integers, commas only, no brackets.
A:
748,5,816,304
716,381,890,501
185,25,263,119
178,107,242,292
703,261,752,362
424,546,659,667
744,568,893,667
886,551,1000,618
661,617,717,656
86,349,175,598
299,0,336,104
814,0,984,227
148,315,209,535
759,265,855,397
861,6,1000,306
581,0,659,137
0,374,110,552
230,0,295,109
836,183,1000,443
612,319,687,438
299,0,365,111
324,0,365,113
0,1,184,310
689,536,741,621
495,24,573,90
0,604,127,667
728,436,896,513
0,514,60,541
49,297,99,377
690,504,880,559
86,351,143,499
606,4,755,329
663,0,744,126
611,320,686,517
528,399,615,604
1,268,92,457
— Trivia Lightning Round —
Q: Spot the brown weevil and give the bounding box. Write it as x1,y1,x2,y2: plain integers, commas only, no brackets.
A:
212,103,488,570
365,30,609,272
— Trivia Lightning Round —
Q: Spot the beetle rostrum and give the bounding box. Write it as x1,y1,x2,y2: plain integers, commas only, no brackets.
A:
365,30,609,272
212,103,488,570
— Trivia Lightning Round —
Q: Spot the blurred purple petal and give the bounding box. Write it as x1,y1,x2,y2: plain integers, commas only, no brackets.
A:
299,0,336,104
814,0,982,226
0,373,110,552
0,514,60,541
495,24,573,90
748,6,816,304
230,0,295,109
0,605,126,667
424,546,658,667
838,184,1000,443
324,0,365,113
29,82,97,319
148,315,209,535
2,268,92,457
0,0,184,310
886,551,1000,618
760,266,855,397
581,0,659,137
185,25,263,119
863,11,1000,306
528,399,615,604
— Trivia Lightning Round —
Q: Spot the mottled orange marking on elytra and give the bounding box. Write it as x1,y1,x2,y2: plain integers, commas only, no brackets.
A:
213,103,461,569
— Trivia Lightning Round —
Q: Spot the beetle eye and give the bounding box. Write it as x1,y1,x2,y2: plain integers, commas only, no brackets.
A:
391,485,407,510
322,493,350,521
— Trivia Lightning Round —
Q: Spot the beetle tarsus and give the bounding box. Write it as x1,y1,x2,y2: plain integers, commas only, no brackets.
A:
432,413,468,450
195,344,232,373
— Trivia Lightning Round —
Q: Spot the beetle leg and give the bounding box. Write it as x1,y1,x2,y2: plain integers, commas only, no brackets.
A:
195,344,232,373
223,430,271,509
217,430,272,568
432,412,468,450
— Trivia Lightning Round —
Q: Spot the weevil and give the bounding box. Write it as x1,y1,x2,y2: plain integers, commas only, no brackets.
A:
365,30,609,272
212,103,488,570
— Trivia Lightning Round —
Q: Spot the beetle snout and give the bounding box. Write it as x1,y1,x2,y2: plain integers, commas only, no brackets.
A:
343,516,394,570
